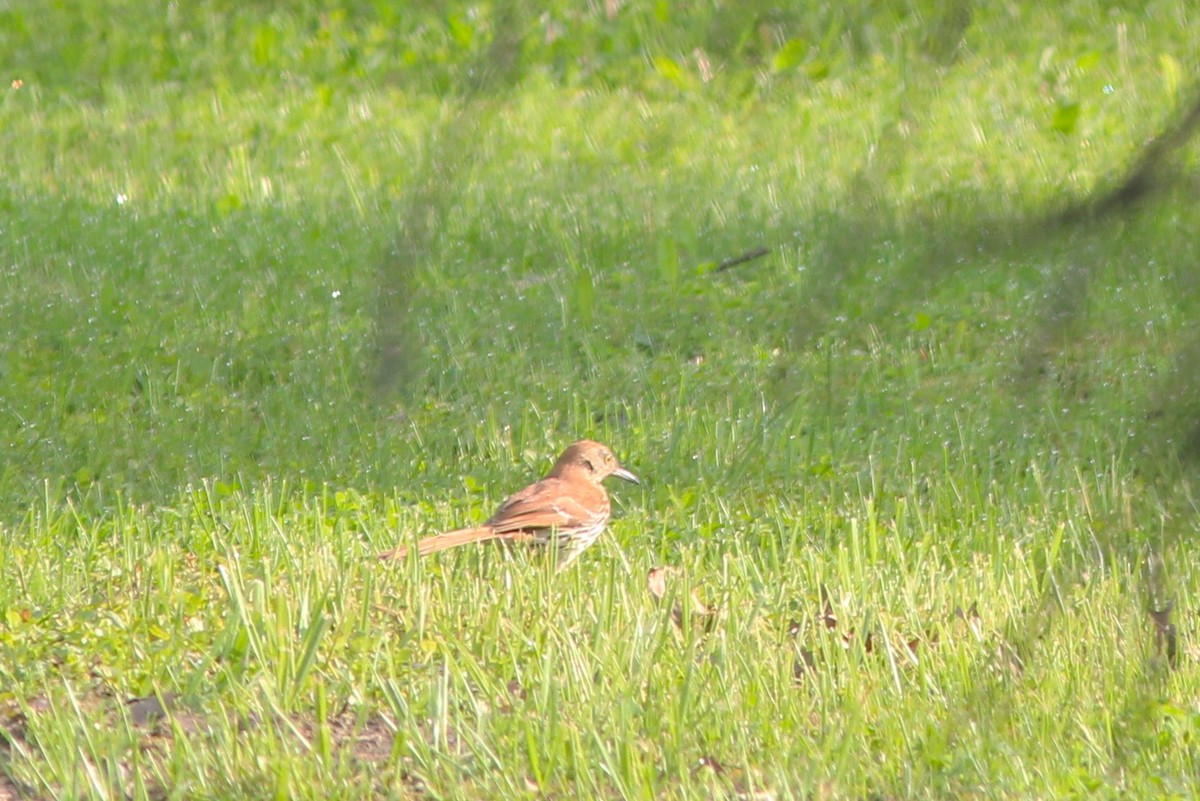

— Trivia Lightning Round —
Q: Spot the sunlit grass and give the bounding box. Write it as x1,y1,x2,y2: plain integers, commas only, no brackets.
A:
2,0,1200,798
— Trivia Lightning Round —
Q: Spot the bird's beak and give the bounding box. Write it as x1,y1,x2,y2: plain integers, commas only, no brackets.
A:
612,466,639,484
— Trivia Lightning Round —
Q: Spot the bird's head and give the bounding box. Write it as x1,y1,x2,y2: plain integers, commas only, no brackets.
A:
551,440,639,484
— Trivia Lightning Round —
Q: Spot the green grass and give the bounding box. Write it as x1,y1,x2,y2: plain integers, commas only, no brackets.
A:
2,1,1200,798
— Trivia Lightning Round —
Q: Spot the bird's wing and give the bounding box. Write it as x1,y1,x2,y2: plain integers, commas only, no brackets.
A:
485,477,601,533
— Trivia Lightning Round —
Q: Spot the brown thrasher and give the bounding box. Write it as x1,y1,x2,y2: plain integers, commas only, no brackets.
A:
379,440,638,570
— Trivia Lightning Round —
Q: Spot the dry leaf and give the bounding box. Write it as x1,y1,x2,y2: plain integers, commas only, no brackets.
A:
793,647,817,680
953,603,984,640
647,566,673,600
995,640,1024,676
819,586,838,630
648,566,715,632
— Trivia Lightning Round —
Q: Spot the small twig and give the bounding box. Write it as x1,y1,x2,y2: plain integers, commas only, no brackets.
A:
372,603,407,619
1149,600,1178,669
715,246,769,272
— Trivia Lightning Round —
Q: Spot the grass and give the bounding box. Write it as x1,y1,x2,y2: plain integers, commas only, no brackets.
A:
2,1,1200,798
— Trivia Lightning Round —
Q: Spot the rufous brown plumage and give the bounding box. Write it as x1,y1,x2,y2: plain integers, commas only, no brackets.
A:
379,440,638,570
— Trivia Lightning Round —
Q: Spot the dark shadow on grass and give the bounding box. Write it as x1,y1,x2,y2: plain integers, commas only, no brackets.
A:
775,86,1200,482
776,85,1200,791
372,7,532,407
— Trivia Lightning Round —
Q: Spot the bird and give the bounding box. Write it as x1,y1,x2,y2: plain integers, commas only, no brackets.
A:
379,440,639,570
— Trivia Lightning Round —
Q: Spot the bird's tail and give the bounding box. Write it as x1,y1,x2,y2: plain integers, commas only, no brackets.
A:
378,526,499,561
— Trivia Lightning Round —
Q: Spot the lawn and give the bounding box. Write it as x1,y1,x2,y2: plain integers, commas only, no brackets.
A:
2,1,1199,798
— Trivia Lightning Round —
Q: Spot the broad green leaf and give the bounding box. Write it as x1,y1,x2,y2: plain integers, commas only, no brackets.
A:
654,56,689,89
1161,53,1182,98
253,25,277,68
804,59,832,81
447,13,474,49
1051,100,1080,135
772,39,809,73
